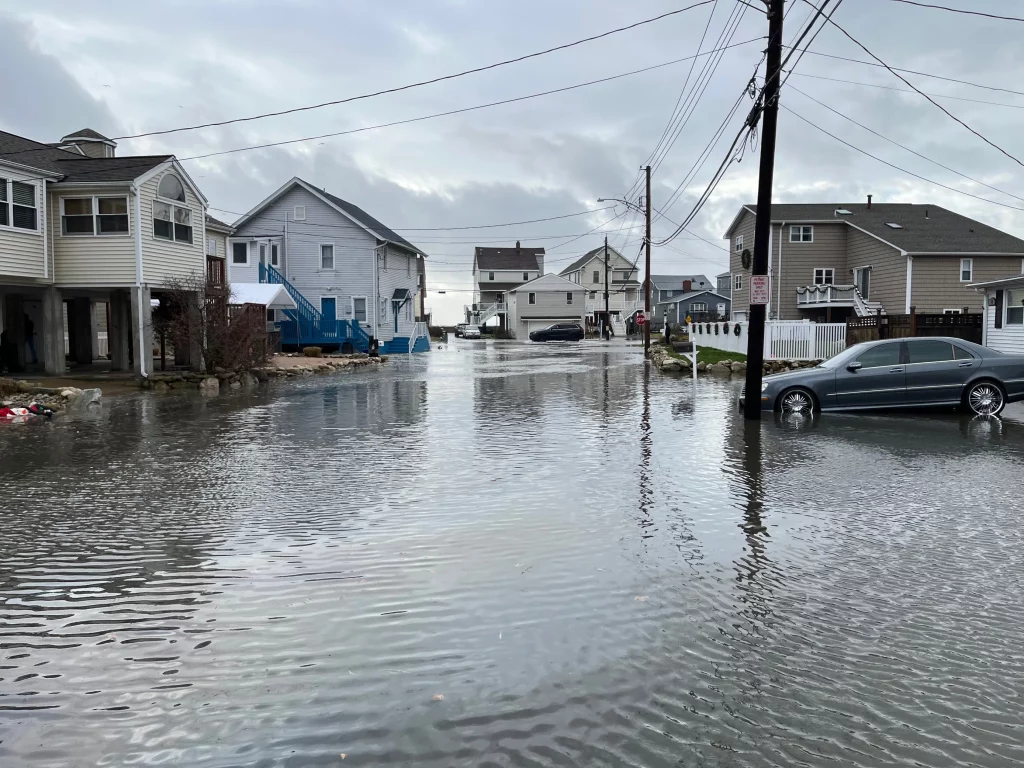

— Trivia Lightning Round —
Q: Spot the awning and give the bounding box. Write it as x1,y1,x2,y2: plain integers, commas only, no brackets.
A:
230,283,297,310
391,288,412,301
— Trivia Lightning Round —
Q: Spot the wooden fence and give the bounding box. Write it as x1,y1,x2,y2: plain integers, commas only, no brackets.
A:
846,309,983,346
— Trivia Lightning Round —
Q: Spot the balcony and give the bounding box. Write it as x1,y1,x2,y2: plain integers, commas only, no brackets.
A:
585,295,642,314
796,284,856,307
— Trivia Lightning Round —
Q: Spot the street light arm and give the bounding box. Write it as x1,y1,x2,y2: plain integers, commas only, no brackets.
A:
597,197,644,214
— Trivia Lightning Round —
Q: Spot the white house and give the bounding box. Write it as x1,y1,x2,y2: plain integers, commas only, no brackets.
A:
507,273,586,338
226,177,429,353
559,245,642,334
971,274,1024,355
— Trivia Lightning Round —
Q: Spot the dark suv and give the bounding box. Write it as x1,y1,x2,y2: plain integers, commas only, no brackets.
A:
529,323,584,342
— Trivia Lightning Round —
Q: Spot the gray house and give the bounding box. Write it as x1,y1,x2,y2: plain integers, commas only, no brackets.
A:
651,274,713,303
227,177,429,353
507,273,586,338
655,289,731,327
724,201,1024,322
716,271,731,301
469,243,544,328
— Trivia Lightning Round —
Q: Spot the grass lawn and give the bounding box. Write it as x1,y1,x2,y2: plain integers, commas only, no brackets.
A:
664,344,747,365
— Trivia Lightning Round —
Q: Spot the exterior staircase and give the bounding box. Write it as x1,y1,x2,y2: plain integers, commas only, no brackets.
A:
852,288,885,317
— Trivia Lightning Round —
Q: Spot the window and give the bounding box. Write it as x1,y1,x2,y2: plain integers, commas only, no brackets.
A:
960,258,973,282
266,308,276,323
320,244,335,270
733,274,742,291
853,343,901,369
294,205,306,220
207,235,217,255
153,199,192,243
790,225,813,243
814,268,835,285
528,292,536,305
488,271,495,281
3,181,37,230
907,340,955,364
734,235,744,252
593,270,601,284
259,243,266,264
590,291,597,298
835,208,853,215
1007,290,1024,325
953,345,977,360
270,243,279,266
157,174,186,202
943,309,961,315
353,297,368,323
231,241,248,265
61,196,129,236
523,272,529,281
566,292,573,305
691,302,708,312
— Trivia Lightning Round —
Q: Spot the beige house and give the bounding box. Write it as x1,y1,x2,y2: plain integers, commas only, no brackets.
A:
0,127,209,376
724,202,1024,322
559,245,643,334
507,273,586,338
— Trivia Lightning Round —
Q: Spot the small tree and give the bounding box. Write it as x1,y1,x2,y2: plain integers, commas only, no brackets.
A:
160,274,270,374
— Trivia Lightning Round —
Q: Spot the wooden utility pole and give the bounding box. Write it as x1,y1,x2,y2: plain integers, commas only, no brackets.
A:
644,165,652,356
743,0,784,421
604,235,611,340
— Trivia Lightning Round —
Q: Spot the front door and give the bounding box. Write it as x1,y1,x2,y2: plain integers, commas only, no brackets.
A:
854,267,870,299
834,341,906,408
393,301,401,333
904,339,978,404
321,297,337,339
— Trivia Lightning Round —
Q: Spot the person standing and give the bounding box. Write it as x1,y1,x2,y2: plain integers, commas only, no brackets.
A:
24,313,38,364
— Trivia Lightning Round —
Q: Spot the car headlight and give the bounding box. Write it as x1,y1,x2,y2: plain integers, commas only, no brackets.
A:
761,382,769,393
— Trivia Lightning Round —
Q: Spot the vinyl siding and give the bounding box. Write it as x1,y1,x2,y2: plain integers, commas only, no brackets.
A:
231,185,418,342
727,210,757,316
771,221,848,320
140,170,206,286
983,288,1024,354
911,255,1021,313
206,231,228,260
0,171,46,280
508,287,585,337
377,244,420,339
846,228,906,313
561,252,636,293
50,185,136,286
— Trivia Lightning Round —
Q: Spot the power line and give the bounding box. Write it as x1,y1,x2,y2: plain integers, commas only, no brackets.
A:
802,0,1024,169
883,0,1024,23
110,2,715,142
779,102,1024,212
788,83,1024,205
788,72,1024,110
785,48,1024,99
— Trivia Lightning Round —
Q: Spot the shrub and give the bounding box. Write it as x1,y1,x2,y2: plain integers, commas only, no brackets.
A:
0,378,17,397
302,347,323,357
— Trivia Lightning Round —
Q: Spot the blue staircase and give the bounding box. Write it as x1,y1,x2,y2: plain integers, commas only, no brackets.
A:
259,263,370,352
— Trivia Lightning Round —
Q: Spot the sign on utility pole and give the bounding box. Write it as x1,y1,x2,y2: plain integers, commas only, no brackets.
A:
743,0,784,421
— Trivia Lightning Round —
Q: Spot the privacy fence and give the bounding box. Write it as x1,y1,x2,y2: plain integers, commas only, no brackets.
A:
688,320,847,361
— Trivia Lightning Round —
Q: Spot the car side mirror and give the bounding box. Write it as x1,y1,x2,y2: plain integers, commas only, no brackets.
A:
847,362,862,372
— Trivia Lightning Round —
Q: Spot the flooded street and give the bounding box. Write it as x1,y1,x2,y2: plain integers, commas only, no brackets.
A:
3,341,1024,767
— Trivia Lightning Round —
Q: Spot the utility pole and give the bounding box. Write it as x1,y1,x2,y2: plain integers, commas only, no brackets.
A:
743,0,784,421
644,164,652,357
603,235,610,340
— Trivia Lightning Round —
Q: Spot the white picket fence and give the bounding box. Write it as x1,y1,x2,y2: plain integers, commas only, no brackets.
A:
687,320,846,361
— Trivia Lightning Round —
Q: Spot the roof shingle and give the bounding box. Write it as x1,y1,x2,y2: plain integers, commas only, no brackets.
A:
475,246,544,271
318,187,424,256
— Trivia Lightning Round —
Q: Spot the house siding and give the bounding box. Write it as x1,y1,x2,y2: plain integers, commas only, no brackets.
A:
983,288,1024,354
508,286,585,337
846,228,906,313
772,221,848,320
911,256,1021,313
206,230,228,261
0,172,46,280
49,185,136,286
728,209,757,317
139,170,205,287
377,244,419,339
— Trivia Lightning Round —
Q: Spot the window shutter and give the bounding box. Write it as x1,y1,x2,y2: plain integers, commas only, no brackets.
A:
995,290,1003,329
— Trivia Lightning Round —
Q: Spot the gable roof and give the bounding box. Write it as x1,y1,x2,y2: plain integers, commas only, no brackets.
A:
650,274,713,291
509,272,582,292
725,203,1024,254
656,289,730,305
61,128,115,144
56,155,172,184
475,245,544,271
231,177,426,257
205,214,234,233
559,245,631,275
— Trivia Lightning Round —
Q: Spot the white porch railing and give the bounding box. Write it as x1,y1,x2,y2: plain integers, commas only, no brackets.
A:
585,296,643,315
688,320,847,361
409,321,429,353
796,284,857,306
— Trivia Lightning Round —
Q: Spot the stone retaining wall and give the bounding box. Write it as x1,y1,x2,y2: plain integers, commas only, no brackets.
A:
650,343,820,376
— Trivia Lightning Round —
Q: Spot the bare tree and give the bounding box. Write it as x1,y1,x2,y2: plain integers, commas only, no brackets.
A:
159,274,270,374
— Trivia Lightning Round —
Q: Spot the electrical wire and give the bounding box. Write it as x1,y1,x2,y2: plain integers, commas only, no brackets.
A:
883,0,1024,23
802,0,1024,168
787,72,1024,110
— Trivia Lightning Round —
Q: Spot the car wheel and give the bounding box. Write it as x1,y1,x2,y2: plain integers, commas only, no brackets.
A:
778,387,816,414
965,380,1005,416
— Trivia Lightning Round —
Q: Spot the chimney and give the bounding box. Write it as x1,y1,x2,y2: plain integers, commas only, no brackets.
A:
516,240,521,251
683,279,692,292
925,208,930,219
867,194,872,209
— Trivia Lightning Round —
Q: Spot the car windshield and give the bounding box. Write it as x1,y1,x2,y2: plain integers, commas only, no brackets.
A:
466,326,479,332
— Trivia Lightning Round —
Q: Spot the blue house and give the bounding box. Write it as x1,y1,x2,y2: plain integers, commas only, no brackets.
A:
227,177,429,354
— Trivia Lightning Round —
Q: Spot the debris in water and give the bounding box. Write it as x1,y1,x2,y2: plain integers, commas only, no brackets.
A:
634,595,649,602
432,694,445,702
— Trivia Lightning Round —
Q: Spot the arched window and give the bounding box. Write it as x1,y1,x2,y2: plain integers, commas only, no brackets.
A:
157,173,186,202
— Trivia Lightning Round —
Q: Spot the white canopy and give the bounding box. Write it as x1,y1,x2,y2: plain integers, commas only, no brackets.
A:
230,283,297,310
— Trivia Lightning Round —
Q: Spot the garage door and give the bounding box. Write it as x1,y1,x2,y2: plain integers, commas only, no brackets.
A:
525,320,555,336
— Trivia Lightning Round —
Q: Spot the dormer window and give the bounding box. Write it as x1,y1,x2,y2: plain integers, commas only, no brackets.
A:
157,173,186,202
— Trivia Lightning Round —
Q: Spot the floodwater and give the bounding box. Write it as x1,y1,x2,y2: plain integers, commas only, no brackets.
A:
2,341,1024,768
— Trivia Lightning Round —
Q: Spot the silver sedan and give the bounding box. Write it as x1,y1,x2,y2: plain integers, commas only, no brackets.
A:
741,337,1024,416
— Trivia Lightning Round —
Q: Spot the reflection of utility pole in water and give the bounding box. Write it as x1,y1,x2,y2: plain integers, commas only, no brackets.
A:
637,359,654,535
735,419,773,622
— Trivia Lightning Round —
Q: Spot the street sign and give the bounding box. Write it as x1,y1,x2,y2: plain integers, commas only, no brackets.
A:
636,312,646,325
749,275,770,305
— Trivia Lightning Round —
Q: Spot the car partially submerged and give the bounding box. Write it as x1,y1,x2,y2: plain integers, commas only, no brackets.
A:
740,337,1024,416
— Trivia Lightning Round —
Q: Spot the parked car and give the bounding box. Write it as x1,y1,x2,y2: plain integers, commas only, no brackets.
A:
529,323,585,342
740,337,1024,416
454,324,468,338
462,325,482,339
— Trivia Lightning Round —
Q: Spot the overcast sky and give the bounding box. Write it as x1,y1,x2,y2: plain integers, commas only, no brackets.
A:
3,0,1022,322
